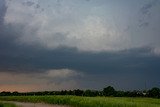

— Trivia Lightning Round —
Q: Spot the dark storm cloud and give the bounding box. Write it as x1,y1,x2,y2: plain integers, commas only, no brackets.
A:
0,0,36,72
140,0,158,15
1,33,160,75
138,0,159,28
1,36,160,89
1,28,160,90
139,22,149,28
0,0,160,90
22,1,35,7
0,5,160,74
0,0,6,25
0,1,160,73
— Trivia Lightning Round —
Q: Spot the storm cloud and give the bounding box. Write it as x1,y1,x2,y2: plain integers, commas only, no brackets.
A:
1,0,160,52
0,0,160,91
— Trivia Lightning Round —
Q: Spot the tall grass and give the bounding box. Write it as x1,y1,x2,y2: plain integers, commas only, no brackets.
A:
0,96,160,107
0,102,17,107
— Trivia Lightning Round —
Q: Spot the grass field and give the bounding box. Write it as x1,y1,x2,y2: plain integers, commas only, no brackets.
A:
0,102,17,107
0,96,160,107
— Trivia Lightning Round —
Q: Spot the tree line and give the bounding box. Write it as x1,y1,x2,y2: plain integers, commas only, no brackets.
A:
0,86,160,98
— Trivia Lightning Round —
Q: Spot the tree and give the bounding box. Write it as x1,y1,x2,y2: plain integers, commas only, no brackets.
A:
147,87,160,98
103,86,116,96
83,90,98,97
12,91,19,96
115,91,125,97
73,89,84,96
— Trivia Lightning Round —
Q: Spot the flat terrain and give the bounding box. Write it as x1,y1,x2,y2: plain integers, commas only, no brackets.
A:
3,101,69,107
0,96,160,107
0,102,17,107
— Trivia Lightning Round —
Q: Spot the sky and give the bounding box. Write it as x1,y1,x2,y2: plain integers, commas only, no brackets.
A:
0,0,160,92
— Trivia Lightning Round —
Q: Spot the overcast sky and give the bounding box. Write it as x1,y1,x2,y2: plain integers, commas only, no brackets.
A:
0,0,160,92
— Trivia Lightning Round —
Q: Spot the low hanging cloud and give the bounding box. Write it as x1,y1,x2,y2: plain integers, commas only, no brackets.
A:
45,69,83,78
0,68,83,92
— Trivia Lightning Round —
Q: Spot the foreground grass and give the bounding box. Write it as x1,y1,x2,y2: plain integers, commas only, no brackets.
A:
0,96,160,107
0,102,17,107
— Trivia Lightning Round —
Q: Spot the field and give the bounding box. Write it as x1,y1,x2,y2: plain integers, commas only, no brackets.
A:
0,102,17,107
0,96,160,107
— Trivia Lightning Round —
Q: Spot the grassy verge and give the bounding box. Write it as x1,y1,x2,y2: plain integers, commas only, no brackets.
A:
0,96,160,107
0,102,17,107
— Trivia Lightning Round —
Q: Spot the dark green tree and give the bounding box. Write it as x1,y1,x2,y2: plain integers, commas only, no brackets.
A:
83,90,97,97
73,89,84,96
147,87,160,98
103,86,115,96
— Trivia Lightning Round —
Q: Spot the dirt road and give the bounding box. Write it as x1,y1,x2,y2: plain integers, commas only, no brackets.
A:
4,101,70,107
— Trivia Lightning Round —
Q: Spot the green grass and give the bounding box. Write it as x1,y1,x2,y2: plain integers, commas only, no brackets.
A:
0,102,17,107
0,96,160,107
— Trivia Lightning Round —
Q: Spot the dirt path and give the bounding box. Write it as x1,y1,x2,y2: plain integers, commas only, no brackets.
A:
4,101,70,107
